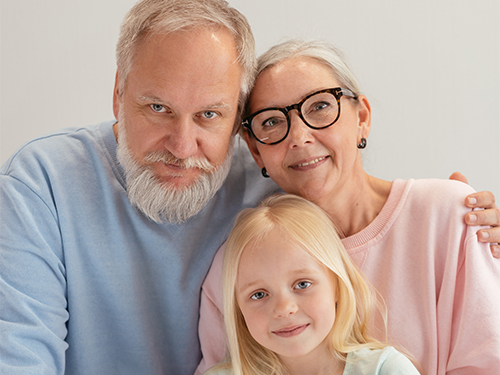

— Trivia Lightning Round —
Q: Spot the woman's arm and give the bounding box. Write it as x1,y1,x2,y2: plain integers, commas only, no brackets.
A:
196,245,227,375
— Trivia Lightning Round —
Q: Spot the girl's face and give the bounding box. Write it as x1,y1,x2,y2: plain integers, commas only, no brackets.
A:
236,228,337,362
244,57,371,204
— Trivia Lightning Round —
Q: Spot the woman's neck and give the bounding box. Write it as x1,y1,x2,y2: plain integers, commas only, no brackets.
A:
310,172,392,238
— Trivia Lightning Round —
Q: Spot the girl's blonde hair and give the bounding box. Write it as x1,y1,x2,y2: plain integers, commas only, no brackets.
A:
217,194,387,375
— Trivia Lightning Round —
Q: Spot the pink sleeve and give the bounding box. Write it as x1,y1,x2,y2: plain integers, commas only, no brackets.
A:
195,244,227,375
445,228,500,374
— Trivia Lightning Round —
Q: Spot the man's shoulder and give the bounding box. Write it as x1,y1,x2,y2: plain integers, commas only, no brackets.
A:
1,122,113,177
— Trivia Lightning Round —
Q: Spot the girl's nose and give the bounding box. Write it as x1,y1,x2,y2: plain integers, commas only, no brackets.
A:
273,293,298,318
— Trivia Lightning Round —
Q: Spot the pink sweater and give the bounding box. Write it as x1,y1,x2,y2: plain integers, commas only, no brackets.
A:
197,179,500,375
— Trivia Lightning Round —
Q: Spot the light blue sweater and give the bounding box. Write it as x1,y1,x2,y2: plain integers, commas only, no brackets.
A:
0,121,279,375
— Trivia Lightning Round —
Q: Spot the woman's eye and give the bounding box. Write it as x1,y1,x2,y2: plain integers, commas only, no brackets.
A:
294,281,312,290
202,111,218,119
250,291,267,300
262,117,285,128
262,118,277,128
312,102,330,111
150,104,166,113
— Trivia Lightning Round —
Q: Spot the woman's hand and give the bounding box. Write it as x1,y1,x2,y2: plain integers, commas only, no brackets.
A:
450,172,500,258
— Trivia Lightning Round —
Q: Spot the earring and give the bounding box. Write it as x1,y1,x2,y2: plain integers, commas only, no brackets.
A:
261,167,270,178
357,137,367,149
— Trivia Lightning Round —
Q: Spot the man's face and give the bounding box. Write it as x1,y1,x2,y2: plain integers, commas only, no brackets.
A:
114,27,242,189
113,28,242,222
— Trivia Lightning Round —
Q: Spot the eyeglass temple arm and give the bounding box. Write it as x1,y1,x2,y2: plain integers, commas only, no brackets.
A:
340,88,358,99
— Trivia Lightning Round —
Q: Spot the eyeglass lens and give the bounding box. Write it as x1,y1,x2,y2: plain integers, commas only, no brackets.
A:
250,92,340,144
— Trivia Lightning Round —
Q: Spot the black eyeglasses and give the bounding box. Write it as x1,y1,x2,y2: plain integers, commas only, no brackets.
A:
242,87,357,145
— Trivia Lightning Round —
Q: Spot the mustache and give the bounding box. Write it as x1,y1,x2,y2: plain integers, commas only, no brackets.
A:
143,151,215,172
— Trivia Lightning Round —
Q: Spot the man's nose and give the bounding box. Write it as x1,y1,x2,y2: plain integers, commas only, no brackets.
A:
162,117,198,160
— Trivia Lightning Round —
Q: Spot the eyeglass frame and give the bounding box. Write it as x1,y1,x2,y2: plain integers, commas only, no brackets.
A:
242,87,358,145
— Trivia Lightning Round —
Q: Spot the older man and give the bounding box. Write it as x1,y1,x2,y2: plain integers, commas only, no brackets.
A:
0,1,498,374
0,1,277,374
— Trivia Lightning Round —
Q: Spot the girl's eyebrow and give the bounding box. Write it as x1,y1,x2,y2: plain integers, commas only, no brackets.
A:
292,268,320,275
238,268,320,292
238,279,264,293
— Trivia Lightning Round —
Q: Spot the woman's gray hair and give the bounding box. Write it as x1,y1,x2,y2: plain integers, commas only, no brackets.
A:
256,39,361,96
116,0,256,106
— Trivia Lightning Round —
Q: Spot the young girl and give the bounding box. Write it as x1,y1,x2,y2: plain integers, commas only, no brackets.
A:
206,194,419,375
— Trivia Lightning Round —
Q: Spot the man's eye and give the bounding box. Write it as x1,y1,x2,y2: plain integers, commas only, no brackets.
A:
294,281,311,290
202,111,218,119
250,291,267,300
150,104,166,113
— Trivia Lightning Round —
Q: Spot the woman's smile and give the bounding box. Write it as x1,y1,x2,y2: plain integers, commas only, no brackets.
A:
289,156,330,170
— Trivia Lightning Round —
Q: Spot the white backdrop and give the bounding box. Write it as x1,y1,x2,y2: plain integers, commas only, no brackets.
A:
1,0,499,199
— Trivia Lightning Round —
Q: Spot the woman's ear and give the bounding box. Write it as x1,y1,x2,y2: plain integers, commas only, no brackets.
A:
112,70,122,121
356,95,371,139
243,131,265,170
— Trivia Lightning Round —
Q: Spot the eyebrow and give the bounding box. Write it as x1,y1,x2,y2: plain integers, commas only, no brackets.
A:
205,102,233,111
138,95,166,104
253,87,332,112
238,268,320,292
138,95,233,112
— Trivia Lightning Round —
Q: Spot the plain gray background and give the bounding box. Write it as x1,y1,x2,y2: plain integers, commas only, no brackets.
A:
1,0,499,199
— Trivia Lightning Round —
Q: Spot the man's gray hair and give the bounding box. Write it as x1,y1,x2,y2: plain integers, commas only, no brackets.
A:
116,0,256,118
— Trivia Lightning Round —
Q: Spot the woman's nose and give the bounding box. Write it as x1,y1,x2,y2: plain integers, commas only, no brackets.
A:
288,111,315,148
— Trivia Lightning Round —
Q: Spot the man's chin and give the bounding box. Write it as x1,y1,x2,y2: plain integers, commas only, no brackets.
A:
115,123,234,223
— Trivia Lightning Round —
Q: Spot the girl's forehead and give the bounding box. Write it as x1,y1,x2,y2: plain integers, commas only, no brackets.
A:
238,232,320,271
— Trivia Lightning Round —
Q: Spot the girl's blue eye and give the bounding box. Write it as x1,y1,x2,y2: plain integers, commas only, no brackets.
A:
250,291,267,300
294,281,311,290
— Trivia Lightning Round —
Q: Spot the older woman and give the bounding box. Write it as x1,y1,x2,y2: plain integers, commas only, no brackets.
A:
197,40,500,375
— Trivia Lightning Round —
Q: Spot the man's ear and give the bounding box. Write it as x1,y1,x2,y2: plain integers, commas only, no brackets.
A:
356,95,371,140
243,131,265,170
112,70,122,121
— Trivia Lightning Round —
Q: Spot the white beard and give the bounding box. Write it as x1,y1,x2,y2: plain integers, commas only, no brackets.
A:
116,124,233,224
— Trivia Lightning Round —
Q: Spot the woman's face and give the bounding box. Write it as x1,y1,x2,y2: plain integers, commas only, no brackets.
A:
245,57,371,203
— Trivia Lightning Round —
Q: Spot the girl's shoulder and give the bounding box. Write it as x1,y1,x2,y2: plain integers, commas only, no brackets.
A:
345,347,420,374
204,366,233,375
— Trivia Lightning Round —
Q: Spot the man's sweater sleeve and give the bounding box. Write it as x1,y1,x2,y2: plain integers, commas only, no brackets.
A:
0,173,69,374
